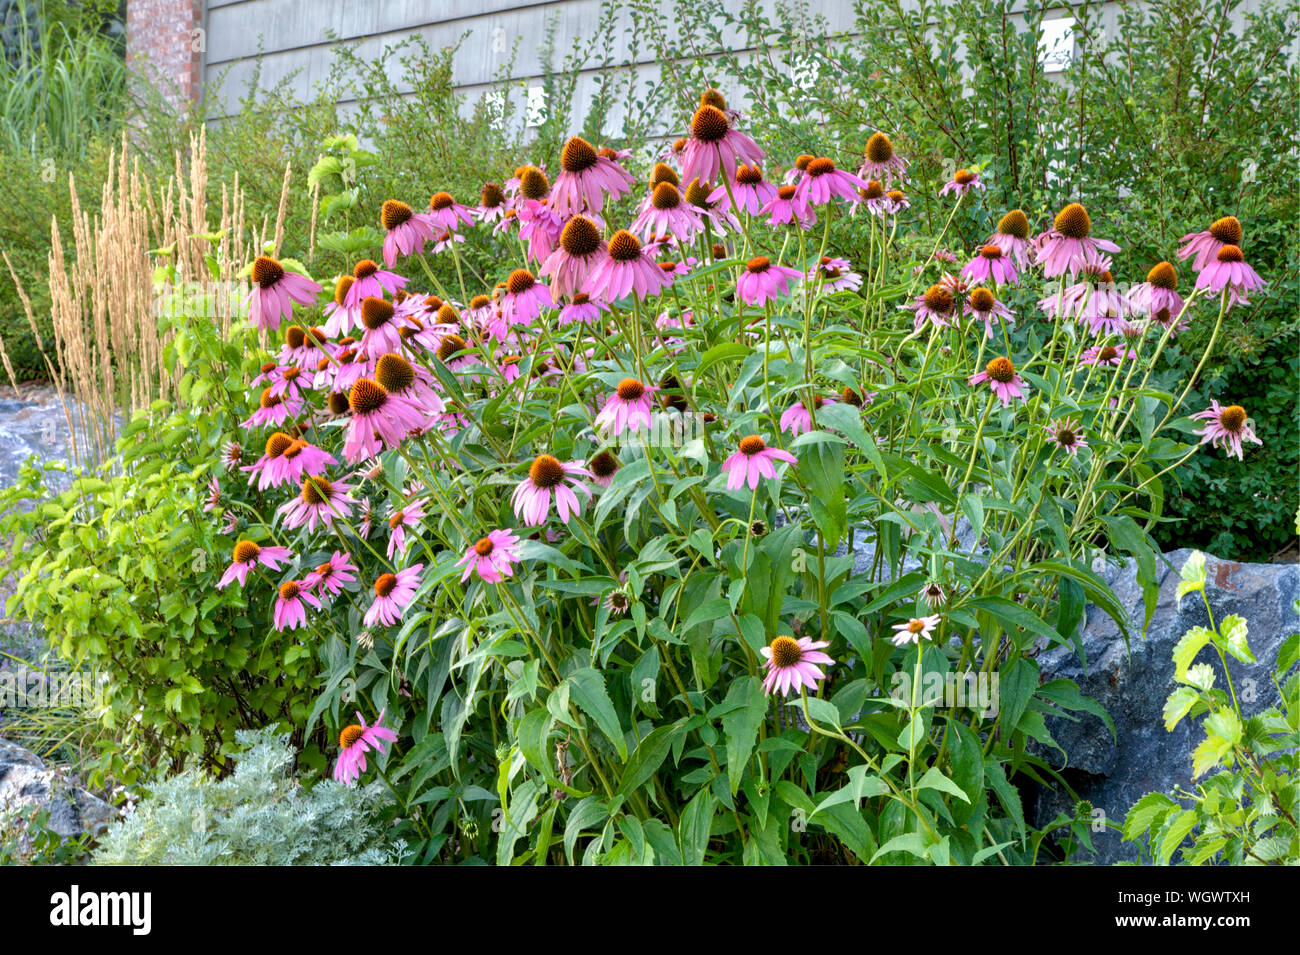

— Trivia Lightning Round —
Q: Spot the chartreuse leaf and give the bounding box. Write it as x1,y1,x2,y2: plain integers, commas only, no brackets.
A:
567,668,628,761
1173,626,1213,683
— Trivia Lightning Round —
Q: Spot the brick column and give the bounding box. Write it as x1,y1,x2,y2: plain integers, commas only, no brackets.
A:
126,0,204,108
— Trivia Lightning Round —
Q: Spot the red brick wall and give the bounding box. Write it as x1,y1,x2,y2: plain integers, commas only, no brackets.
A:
126,0,203,108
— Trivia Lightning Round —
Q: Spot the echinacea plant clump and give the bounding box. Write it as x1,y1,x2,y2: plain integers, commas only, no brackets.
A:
210,88,1270,865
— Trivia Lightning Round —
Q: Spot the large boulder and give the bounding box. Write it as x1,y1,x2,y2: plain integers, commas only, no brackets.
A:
1029,548,1299,863
0,738,115,850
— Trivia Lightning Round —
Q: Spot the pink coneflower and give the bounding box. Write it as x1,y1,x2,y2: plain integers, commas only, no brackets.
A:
961,244,1019,286
364,566,423,628
858,132,907,184
1079,343,1136,368
426,191,476,232
342,378,428,463
737,256,802,306
540,216,608,299
242,432,336,491
583,230,673,302
878,188,911,216
808,256,862,292
759,184,816,230
278,324,331,369
760,635,834,697
1194,245,1266,306
550,136,635,217
1045,418,1088,456
559,292,607,327
984,210,1034,269
464,294,495,331
722,435,798,490
512,454,592,526
680,104,765,186
965,287,1014,339
967,356,1028,407
431,229,465,255
476,182,508,222
587,450,621,488
277,476,358,532
246,256,321,332
1191,401,1262,460
1034,203,1120,278
709,163,776,214
374,353,446,426
630,181,704,241
386,500,426,559
240,388,303,430
779,395,835,436
456,529,523,584
322,276,360,337
273,579,321,632
222,440,243,471
1178,216,1243,272
901,284,958,332
345,259,408,307
1128,261,1185,324
518,199,563,264
203,475,222,514
217,540,293,590
332,709,399,785
500,269,554,325
302,551,358,599
940,167,984,197
596,378,658,435
890,614,941,647
795,157,868,210
380,200,436,267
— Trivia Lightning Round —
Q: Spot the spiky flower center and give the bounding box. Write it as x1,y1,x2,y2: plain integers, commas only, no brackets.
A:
232,540,261,563
862,180,884,200
258,388,280,409
1209,216,1243,245
735,164,764,185
954,168,975,184
265,431,294,458
381,200,413,230
301,476,333,506
561,136,600,173
353,259,379,279
431,304,456,326
651,182,683,210
480,182,505,207
1054,203,1091,239
616,378,645,401
906,619,926,634
375,353,415,393
470,295,490,309
251,256,284,288
589,450,619,478
746,256,771,274
429,192,455,211
361,297,394,330
529,454,566,489
923,285,954,314
437,334,468,362
651,163,679,187
333,276,355,307
998,209,1030,239
864,132,894,164
842,387,863,407
769,635,802,668
283,440,308,460
886,190,906,202
684,178,714,206
1219,405,1247,432
979,245,1003,260
1099,346,1118,361
806,157,836,177
339,724,364,748
608,230,643,262
986,357,1015,383
969,288,995,311
519,167,550,200
738,435,766,456
1216,245,1244,263
506,269,536,295
691,105,730,143
1147,261,1178,289
328,391,349,415
285,325,307,349
373,573,397,598
560,215,602,257
279,580,300,601
699,87,728,110
348,377,388,415
1056,427,1078,447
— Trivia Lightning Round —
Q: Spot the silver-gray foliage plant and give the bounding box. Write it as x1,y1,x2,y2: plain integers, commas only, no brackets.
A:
93,727,402,865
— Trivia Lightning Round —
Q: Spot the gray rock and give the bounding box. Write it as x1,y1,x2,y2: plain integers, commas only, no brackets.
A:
1030,548,1299,863
0,737,115,848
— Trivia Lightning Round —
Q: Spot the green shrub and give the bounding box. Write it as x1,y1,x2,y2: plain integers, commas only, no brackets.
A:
92,727,401,865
